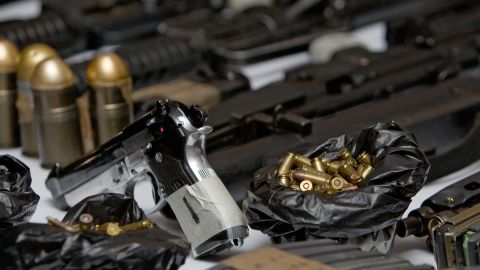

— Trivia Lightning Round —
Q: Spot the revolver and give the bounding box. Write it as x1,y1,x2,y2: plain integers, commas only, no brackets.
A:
45,100,248,257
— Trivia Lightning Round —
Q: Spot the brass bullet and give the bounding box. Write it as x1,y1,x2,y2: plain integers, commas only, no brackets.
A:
290,184,300,191
330,175,346,190
292,168,332,186
16,44,58,156
120,219,155,232
106,223,123,236
0,39,20,148
278,175,292,187
300,180,313,191
338,162,361,182
311,157,326,172
95,222,122,236
335,173,354,188
321,157,331,164
87,53,133,145
338,148,358,167
31,57,84,168
294,154,311,167
357,151,373,166
47,216,79,233
357,163,374,182
277,152,296,177
313,185,325,192
325,160,343,174
78,213,94,231
300,165,321,174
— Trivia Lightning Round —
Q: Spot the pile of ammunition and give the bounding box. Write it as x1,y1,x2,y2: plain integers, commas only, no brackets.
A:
276,149,374,195
47,213,155,237
0,40,133,168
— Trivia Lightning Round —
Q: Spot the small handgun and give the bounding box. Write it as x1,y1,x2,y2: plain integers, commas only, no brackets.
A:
46,100,248,257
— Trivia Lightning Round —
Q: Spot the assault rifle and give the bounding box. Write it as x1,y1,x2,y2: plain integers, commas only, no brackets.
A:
398,168,480,268
208,76,480,203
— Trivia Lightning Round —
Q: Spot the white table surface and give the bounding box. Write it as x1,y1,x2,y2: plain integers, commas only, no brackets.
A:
0,1,469,269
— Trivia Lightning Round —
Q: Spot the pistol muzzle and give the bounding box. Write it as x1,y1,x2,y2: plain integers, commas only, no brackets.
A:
0,39,19,148
87,52,132,145
16,44,58,156
31,57,83,168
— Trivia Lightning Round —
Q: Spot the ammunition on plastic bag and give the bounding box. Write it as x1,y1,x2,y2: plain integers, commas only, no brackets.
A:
276,150,374,195
338,162,361,182
326,160,343,174
120,219,155,233
357,163,374,181
78,213,94,231
311,157,326,172
294,154,312,167
290,184,301,191
277,152,296,177
357,151,373,166
300,180,313,191
292,168,332,186
279,175,292,187
338,148,358,167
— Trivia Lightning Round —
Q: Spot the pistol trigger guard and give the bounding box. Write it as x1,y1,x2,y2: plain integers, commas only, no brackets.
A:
145,202,164,216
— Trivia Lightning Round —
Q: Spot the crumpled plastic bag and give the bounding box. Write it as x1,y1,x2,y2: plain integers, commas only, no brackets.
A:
243,122,430,241
0,155,39,227
62,193,147,225
0,193,190,270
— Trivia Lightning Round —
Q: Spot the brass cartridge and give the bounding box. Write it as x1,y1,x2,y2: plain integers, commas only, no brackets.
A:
278,175,292,187
78,213,94,231
120,219,155,232
292,168,332,186
313,184,325,192
357,163,374,181
330,174,346,190
16,44,58,156
290,184,300,191
338,148,358,167
325,160,343,174
300,180,313,191
277,152,296,177
0,40,19,148
31,58,84,168
293,154,311,167
338,162,361,182
357,151,373,166
87,53,133,145
311,157,326,172
300,165,322,174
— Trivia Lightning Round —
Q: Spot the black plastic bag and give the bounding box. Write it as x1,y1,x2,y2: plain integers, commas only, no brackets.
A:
0,193,190,270
243,122,430,241
62,193,147,225
0,155,39,227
